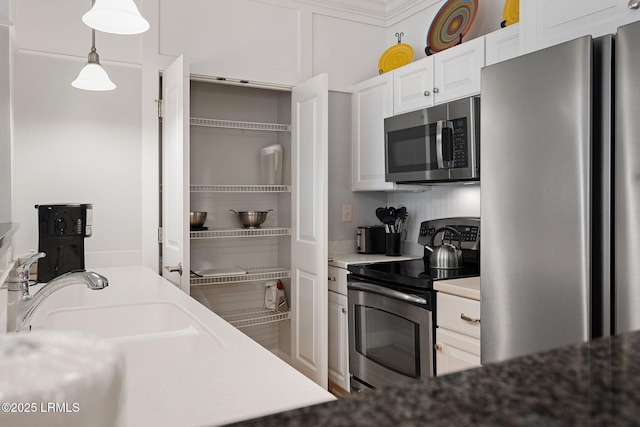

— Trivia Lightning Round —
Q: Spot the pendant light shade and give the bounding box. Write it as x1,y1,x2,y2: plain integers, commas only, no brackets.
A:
82,0,150,35
72,30,116,91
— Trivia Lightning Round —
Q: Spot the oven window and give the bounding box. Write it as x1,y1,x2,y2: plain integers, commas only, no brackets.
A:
387,124,439,174
354,305,420,378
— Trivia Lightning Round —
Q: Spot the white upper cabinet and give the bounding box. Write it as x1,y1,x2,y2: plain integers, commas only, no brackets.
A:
485,24,521,66
432,36,485,105
521,0,640,53
393,37,485,115
393,56,435,114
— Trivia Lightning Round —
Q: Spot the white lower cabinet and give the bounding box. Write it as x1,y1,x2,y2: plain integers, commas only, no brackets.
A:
328,265,350,394
435,291,481,376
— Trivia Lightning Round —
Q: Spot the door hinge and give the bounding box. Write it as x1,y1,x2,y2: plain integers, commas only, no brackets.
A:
157,99,163,118
158,226,163,243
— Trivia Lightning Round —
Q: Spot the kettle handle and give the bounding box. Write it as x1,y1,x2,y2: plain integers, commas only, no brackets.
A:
430,226,462,250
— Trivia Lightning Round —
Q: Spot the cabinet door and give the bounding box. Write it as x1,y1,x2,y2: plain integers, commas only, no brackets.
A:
161,55,190,293
435,328,481,376
351,73,396,191
393,57,434,114
290,73,329,388
522,0,640,53
433,36,484,104
485,24,521,66
328,290,349,392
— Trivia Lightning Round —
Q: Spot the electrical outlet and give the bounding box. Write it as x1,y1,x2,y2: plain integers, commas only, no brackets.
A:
342,205,352,222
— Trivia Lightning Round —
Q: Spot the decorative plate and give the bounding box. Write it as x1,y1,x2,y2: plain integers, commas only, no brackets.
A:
501,0,520,27
378,43,415,74
425,0,478,55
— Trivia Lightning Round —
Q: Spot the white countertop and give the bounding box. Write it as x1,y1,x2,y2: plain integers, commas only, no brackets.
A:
329,253,420,269
2,266,335,427
433,276,481,300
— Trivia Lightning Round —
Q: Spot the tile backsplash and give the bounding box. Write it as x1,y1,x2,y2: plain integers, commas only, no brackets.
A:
387,185,481,256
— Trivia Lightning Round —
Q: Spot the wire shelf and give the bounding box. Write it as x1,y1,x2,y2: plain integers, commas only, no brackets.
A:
190,185,291,193
190,118,291,132
190,227,291,239
218,307,291,329
190,266,290,286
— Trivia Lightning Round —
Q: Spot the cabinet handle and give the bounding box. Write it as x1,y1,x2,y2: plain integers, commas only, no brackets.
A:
328,277,337,281
341,308,347,314
424,90,430,96
460,313,480,324
164,262,183,276
629,0,640,10
434,343,443,351
433,87,440,93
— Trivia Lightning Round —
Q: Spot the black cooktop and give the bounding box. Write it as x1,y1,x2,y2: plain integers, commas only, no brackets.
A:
347,255,480,290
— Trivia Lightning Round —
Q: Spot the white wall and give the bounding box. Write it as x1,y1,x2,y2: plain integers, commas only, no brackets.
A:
7,0,499,271
13,53,142,266
327,91,386,243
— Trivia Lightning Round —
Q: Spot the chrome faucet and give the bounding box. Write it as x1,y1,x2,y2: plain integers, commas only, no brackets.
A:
5,252,109,333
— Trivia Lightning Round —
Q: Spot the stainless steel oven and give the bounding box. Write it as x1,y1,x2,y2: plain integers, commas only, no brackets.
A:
347,217,481,391
348,278,434,391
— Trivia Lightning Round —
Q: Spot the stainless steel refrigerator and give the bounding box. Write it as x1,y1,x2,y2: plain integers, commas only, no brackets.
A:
480,20,640,364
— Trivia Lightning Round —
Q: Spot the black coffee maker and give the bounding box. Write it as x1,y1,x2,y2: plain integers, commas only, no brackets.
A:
35,203,93,283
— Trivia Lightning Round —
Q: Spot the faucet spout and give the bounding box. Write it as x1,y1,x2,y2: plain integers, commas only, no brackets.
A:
6,253,109,333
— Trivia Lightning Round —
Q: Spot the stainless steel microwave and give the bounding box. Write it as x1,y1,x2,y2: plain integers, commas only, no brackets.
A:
384,96,480,183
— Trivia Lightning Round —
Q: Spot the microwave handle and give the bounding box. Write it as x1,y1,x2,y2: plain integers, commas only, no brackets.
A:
436,120,454,169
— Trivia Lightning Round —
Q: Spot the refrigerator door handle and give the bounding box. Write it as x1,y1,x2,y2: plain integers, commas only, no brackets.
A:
436,120,454,169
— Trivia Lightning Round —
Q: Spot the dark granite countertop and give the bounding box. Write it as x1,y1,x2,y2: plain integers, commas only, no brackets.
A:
230,330,640,426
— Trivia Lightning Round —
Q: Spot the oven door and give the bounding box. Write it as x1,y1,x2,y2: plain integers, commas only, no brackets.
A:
348,279,434,391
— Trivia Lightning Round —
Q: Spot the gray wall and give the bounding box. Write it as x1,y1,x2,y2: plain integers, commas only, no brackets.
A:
328,91,385,242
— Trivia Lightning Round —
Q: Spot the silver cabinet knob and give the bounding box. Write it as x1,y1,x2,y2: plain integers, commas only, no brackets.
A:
424,90,430,96
629,0,640,10
341,307,347,314
328,276,336,281
433,87,440,93
434,343,443,351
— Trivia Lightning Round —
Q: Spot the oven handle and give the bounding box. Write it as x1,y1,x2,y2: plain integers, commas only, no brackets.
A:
348,281,427,305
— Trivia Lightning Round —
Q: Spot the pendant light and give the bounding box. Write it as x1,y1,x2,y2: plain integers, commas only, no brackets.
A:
71,29,116,91
82,0,150,35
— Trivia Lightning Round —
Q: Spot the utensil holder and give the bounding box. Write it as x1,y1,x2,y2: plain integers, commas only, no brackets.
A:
386,233,401,256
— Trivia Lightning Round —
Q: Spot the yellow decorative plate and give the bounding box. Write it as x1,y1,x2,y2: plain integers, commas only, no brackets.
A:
501,0,519,27
378,43,414,74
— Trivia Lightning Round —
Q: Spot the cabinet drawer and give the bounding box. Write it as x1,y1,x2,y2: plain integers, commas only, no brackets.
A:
328,265,348,295
437,292,480,338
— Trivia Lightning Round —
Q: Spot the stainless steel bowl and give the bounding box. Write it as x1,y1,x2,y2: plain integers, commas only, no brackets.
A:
190,211,207,228
229,209,272,228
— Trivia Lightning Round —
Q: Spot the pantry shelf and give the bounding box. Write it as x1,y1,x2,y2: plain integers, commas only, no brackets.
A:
217,308,291,329
190,227,291,239
190,184,291,193
190,266,291,286
190,117,291,132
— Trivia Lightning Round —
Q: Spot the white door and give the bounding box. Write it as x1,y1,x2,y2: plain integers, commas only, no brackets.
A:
161,55,190,293
290,73,328,387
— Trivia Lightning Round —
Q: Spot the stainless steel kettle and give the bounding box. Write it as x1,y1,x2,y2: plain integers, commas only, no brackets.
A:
424,226,464,269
